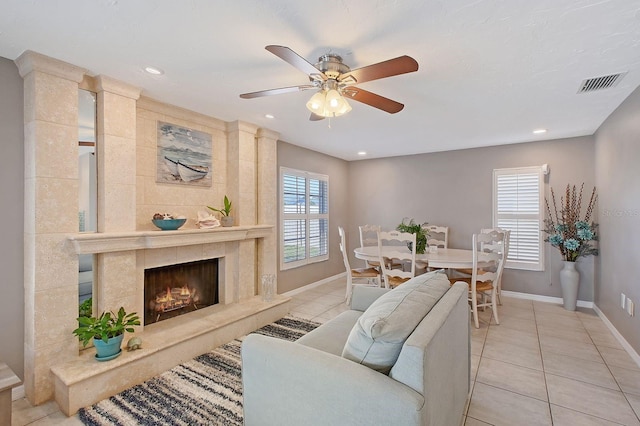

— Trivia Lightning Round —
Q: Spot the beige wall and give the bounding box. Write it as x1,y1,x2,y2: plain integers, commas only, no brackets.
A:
0,57,24,379
347,137,596,301
277,141,349,293
594,85,640,355
135,97,227,228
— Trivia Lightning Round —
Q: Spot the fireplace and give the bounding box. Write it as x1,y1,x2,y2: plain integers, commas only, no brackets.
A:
144,258,219,325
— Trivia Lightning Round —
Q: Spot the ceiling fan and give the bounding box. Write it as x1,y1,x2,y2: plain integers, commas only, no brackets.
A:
239,45,419,120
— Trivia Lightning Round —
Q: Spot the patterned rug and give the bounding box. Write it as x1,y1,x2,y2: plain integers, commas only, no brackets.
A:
78,316,319,426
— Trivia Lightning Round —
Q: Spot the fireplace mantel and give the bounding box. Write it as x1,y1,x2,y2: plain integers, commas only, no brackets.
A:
67,225,273,254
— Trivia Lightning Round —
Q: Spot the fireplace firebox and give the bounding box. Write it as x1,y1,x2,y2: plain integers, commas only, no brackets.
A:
144,258,219,325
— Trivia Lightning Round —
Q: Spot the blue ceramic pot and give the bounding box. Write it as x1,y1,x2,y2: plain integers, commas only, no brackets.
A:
93,333,124,360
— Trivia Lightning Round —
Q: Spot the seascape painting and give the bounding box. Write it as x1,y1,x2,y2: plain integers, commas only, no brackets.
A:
157,121,212,187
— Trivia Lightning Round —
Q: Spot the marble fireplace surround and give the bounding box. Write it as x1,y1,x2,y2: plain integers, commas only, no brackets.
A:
16,50,284,416
52,226,290,416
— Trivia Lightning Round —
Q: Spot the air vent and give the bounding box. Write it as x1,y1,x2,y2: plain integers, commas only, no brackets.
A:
578,72,626,93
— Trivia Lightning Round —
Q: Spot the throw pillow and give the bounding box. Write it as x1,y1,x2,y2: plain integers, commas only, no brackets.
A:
341,271,450,373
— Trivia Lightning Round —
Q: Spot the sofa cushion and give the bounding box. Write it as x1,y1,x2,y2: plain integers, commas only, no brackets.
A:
296,310,363,356
341,271,451,373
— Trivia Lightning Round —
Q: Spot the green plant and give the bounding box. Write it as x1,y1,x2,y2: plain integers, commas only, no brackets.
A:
207,195,232,217
72,307,140,347
396,218,429,254
543,183,598,262
79,297,92,318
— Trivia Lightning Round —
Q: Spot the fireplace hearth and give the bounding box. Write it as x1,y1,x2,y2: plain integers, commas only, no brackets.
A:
144,258,219,325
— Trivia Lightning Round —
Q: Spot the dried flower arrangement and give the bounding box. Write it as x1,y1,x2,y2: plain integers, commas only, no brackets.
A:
543,183,599,262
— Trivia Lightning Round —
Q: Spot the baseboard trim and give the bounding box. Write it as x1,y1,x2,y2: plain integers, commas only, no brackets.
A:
282,272,346,297
501,290,594,308
12,384,24,401
592,304,640,369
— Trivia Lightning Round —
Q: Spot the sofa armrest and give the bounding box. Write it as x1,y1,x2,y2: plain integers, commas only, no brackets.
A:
241,333,424,426
349,286,390,312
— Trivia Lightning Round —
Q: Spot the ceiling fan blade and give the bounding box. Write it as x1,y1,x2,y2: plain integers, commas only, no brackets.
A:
240,85,316,99
345,87,405,114
338,55,418,84
309,113,325,121
265,45,326,80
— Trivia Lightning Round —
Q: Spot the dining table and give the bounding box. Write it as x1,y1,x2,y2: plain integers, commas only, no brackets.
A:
354,245,490,270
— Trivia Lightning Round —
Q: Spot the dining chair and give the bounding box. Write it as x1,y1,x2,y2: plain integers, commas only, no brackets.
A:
449,230,505,328
339,226,381,304
359,224,382,269
480,227,510,304
420,225,449,272
425,225,449,249
377,230,416,289
359,224,401,271
453,227,510,304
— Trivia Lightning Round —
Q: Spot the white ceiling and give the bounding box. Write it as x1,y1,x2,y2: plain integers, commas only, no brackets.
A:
2,0,640,161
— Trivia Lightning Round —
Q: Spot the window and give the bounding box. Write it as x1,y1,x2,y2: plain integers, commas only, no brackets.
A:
493,166,544,271
280,168,329,270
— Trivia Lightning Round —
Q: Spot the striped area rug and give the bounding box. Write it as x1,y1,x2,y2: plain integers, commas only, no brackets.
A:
78,316,319,426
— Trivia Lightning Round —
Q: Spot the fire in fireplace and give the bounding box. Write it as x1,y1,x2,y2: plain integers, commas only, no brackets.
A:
144,258,219,325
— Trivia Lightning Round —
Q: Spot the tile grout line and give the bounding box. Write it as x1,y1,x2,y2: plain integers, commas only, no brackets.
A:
577,311,640,424
532,302,555,425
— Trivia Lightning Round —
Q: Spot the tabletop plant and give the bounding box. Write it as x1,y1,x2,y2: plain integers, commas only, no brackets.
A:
396,217,429,254
73,307,140,347
207,195,232,217
543,183,598,262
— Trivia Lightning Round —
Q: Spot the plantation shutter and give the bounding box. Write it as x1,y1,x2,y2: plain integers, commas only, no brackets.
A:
493,167,544,271
280,168,329,270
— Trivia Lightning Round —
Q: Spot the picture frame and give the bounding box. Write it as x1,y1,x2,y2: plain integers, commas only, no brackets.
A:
156,121,212,187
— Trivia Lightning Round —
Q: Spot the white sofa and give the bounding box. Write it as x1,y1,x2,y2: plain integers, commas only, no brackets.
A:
242,272,470,426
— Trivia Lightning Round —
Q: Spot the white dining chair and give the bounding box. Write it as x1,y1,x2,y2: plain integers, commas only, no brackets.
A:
449,230,505,328
420,225,449,273
359,224,381,269
377,230,416,288
359,224,401,271
480,227,510,304
454,227,510,304
426,225,449,249
339,226,381,304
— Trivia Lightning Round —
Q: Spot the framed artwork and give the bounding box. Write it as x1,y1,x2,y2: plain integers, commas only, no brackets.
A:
156,121,212,187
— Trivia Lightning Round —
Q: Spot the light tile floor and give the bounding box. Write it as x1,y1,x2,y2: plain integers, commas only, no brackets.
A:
12,277,640,425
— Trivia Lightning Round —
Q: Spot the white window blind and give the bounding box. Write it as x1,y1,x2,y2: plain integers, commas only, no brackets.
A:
493,167,544,271
280,168,329,270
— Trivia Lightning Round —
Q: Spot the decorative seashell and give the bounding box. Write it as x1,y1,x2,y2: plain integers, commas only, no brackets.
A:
196,211,221,229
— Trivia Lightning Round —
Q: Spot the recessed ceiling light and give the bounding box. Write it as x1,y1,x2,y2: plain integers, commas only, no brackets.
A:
532,129,547,134
357,151,367,156
265,114,275,119
144,66,164,75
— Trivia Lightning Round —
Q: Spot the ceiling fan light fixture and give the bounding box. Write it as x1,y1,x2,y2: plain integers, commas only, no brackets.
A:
334,97,352,116
306,85,352,118
306,91,326,112
325,89,344,111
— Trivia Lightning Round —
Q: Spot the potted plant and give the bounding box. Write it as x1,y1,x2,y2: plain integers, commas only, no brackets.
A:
207,195,233,227
396,218,430,254
543,183,598,310
79,297,92,319
73,307,140,361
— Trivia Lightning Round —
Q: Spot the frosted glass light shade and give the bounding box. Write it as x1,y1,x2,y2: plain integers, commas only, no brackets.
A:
306,91,326,112
306,89,352,117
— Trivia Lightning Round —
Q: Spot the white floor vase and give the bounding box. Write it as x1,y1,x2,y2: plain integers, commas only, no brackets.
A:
560,260,579,311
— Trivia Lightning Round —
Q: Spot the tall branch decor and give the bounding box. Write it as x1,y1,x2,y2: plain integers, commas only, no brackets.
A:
543,183,599,262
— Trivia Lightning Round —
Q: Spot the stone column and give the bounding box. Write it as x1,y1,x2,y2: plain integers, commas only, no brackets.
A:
94,76,141,317
226,121,258,299
15,51,86,404
256,129,279,291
